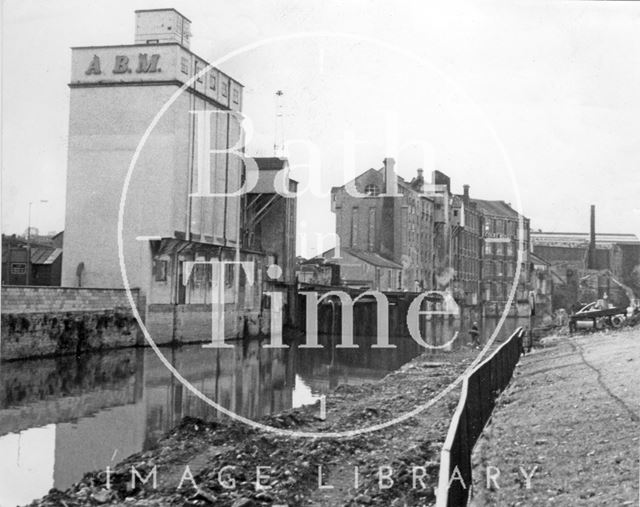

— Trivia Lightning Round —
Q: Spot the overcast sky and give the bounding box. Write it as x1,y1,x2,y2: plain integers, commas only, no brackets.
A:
2,0,639,256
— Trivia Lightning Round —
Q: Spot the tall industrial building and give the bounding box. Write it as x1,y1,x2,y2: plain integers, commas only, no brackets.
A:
329,162,534,319
62,9,297,341
329,159,436,291
473,198,531,317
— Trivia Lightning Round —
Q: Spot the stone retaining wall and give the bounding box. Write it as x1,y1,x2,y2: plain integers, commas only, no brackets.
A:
1,286,142,314
1,286,145,361
1,309,143,361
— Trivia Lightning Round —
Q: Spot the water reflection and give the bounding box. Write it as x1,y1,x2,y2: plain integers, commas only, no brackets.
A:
0,317,528,506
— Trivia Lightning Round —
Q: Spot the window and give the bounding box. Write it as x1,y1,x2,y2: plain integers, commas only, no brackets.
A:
506,263,514,277
232,87,239,104
351,207,359,247
209,71,217,90
10,263,26,275
368,208,376,251
225,263,234,287
180,57,189,74
221,82,228,98
154,259,168,282
364,184,380,196
506,242,513,257
194,62,203,83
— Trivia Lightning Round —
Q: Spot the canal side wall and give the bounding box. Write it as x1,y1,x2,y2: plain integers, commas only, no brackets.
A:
297,291,468,345
146,304,267,344
1,286,145,361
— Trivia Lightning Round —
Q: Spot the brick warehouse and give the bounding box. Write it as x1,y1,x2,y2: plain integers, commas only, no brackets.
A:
330,159,436,291
328,161,533,319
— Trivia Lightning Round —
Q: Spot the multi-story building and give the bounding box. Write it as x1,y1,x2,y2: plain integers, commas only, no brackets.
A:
472,199,531,317
450,185,483,309
330,159,436,291
61,9,296,341
330,160,532,320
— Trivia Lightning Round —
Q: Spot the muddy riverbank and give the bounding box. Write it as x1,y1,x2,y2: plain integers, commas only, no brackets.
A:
26,345,487,507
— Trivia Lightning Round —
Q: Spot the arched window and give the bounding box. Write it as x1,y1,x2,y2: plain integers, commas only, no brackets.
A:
364,184,380,196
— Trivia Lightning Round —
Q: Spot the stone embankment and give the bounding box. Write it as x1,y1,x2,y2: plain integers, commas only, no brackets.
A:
1,286,143,360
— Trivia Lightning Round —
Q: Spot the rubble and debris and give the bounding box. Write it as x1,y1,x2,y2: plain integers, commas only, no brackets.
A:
27,348,481,507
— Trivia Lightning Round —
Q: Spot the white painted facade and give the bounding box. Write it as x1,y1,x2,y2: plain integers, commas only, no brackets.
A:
62,11,244,295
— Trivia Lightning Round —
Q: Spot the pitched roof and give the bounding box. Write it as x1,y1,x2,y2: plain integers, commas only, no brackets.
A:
31,247,62,265
342,248,403,269
332,167,420,195
530,251,550,266
471,198,521,219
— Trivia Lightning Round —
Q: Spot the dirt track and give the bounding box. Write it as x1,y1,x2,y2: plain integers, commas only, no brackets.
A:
472,327,640,506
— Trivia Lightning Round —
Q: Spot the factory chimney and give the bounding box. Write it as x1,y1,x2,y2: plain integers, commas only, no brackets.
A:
588,204,597,269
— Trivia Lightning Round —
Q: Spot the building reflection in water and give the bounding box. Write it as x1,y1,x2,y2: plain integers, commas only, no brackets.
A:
0,316,528,505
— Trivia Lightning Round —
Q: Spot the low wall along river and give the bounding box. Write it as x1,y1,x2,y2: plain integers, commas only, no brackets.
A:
1,286,144,361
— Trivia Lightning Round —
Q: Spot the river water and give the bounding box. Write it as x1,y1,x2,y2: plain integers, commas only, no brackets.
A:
0,317,527,506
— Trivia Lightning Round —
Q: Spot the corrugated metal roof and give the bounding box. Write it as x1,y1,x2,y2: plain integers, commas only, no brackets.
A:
31,247,62,265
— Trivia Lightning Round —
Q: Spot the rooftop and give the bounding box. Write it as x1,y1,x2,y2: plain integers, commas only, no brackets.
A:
254,157,288,171
31,247,63,265
471,198,521,219
134,8,192,22
341,248,403,269
531,232,640,246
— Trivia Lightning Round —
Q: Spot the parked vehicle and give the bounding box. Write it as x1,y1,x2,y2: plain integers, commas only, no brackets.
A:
569,301,627,332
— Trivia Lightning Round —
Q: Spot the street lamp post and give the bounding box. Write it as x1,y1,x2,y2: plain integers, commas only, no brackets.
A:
26,200,48,285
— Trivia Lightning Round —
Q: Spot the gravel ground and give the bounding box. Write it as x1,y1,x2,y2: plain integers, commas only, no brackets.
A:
471,327,640,506
27,346,486,507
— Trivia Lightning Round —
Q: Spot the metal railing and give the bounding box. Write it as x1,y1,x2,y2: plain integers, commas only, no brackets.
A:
436,327,523,506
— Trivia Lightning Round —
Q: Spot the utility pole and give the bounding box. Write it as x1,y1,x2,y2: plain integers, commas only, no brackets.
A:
274,90,285,157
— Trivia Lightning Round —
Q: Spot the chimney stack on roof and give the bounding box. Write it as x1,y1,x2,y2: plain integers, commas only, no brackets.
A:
411,168,425,192
463,184,470,205
383,158,396,191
